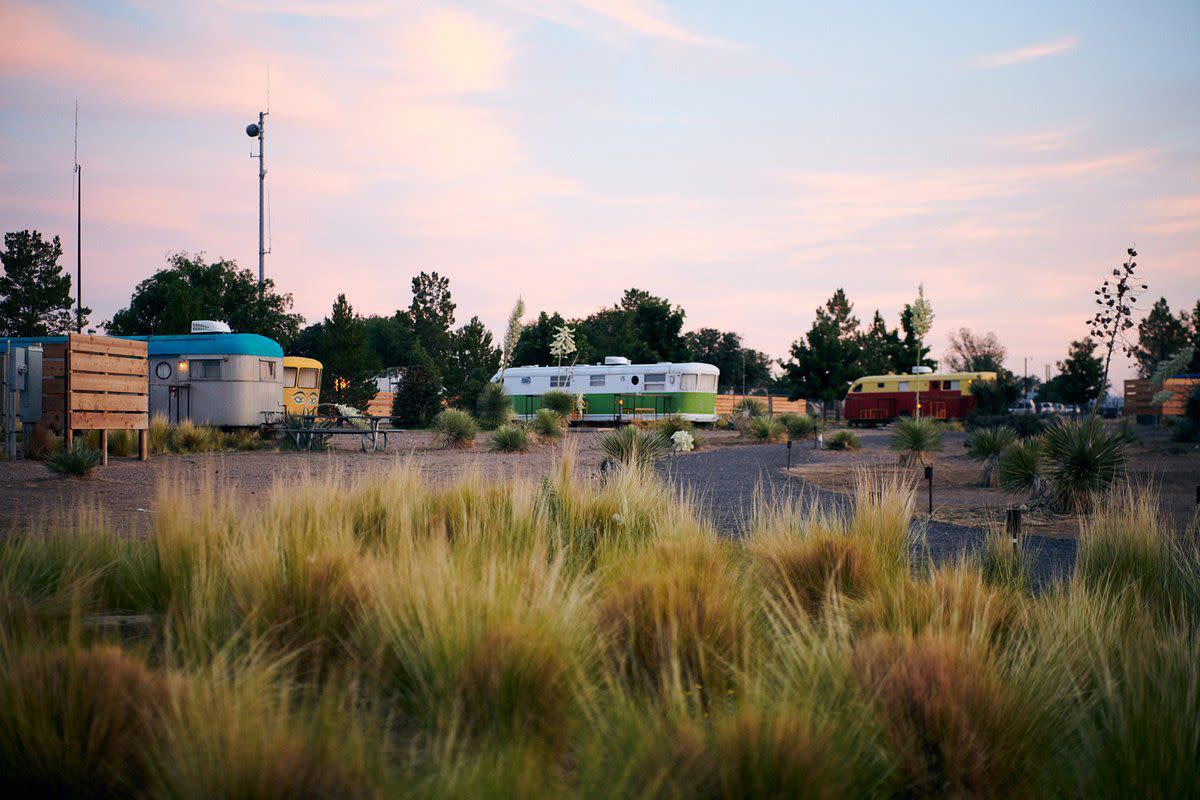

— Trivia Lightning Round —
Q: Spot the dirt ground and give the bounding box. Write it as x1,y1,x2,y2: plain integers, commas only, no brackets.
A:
786,424,1200,538
0,429,615,537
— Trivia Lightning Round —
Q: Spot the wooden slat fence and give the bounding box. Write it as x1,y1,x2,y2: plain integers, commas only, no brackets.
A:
715,394,809,417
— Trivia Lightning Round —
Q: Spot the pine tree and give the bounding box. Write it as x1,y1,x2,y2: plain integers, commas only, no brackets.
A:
780,289,861,417
443,316,501,407
857,311,905,375
1133,298,1188,378
1053,338,1107,406
313,294,379,408
0,230,87,336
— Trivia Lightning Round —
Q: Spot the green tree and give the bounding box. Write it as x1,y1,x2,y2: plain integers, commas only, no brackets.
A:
576,289,687,364
409,272,456,364
1188,300,1200,373
1133,298,1188,378
362,313,415,371
856,311,905,375
1050,339,1107,406
683,328,770,392
943,328,1006,372
512,311,569,367
779,289,861,417
443,316,501,407
106,253,302,344
392,345,443,426
293,295,378,408
0,230,87,336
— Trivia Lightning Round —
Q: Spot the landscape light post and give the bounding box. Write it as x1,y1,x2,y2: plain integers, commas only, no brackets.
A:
924,465,933,516
1006,507,1022,555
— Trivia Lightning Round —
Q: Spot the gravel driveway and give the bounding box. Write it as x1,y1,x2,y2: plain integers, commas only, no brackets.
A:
664,443,1077,587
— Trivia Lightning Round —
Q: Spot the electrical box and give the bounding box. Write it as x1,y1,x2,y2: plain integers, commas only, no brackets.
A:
2,345,43,423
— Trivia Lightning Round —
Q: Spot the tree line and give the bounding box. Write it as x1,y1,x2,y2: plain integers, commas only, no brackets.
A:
3,228,1197,414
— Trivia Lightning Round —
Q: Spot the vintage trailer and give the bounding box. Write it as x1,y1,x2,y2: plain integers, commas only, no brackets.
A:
844,370,997,425
493,357,720,423
283,356,323,415
2,324,285,427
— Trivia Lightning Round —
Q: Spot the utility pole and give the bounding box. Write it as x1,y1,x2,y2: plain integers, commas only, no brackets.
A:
74,102,82,332
246,112,268,296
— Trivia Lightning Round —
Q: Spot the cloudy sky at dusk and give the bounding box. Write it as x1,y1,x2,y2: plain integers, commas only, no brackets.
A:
1,0,1196,381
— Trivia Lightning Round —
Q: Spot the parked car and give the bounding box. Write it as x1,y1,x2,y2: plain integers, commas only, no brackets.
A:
1008,399,1036,415
1037,402,1056,415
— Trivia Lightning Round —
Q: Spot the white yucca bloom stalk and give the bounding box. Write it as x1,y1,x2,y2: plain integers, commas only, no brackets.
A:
551,323,577,382
909,284,934,418
499,297,525,380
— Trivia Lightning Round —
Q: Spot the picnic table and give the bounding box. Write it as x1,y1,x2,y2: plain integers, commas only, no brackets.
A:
262,410,397,453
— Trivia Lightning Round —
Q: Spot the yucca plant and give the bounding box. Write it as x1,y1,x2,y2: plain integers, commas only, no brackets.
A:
540,390,575,417
654,414,692,438
599,426,672,469
1041,419,1126,512
746,415,786,443
997,438,1049,501
966,426,1018,487
43,441,103,477
889,417,943,465
733,397,765,417
530,408,566,439
475,383,514,431
824,430,860,451
489,424,530,453
780,413,818,440
431,409,478,448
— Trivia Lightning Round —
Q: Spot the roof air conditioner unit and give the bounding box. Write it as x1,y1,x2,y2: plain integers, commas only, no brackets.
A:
191,320,232,334
911,366,933,374
604,356,631,366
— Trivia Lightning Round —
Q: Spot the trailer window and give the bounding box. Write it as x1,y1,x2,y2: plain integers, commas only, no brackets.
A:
877,382,885,388
852,384,863,393
644,373,666,391
698,374,717,392
298,368,319,389
550,375,571,388
520,376,532,385
284,366,297,388
898,381,910,392
680,374,698,390
929,380,940,390
259,360,276,381
946,380,961,390
590,374,606,387
189,359,221,379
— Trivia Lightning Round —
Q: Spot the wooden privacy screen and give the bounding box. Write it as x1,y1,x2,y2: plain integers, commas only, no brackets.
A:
715,394,809,417
42,334,149,462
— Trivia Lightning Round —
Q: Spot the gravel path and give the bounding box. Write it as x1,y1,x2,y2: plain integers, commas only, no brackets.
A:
664,443,1077,586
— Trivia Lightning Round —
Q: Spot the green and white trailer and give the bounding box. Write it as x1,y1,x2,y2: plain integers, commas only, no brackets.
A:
492,357,720,423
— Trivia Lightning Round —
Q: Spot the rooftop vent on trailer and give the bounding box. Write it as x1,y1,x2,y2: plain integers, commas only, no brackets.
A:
604,356,631,366
191,320,232,334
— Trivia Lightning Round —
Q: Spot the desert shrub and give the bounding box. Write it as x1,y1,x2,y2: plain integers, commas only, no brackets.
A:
599,426,672,469
21,424,59,460
746,415,786,443
530,408,566,439
780,413,818,440
1170,418,1198,443
654,414,692,438
0,646,170,797
147,414,171,454
733,397,766,417
540,390,575,416
475,383,513,430
824,430,860,451
106,430,134,457
489,424,529,453
966,426,1018,487
172,420,219,453
221,429,265,451
1041,419,1126,512
889,417,943,464
969,374,1020,415
43,442,102,477
669,430,695,453
997,438,1043,492
431,409,478,449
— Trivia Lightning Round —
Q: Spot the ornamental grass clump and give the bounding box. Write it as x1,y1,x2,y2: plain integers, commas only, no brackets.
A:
540,390,575,417
598,426,672,470
824,430,860,451
966,425,1018,487
172,420,219,454
431,409,478,449
43,441,102,477
530,408,566,439
488,424,529,453
889,417,942,465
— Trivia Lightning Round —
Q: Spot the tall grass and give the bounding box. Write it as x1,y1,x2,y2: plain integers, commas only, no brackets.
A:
1,457,1197,795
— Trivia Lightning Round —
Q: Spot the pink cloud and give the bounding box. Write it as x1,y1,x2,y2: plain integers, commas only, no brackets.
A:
977,35,1079,68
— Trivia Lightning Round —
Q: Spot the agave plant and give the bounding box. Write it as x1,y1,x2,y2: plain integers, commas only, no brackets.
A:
431,409,478,449
1041,419,1126,512
966,426,1018,487
889,417,942,465
599,426,672,469
488,423,529,453
997,438,1054,506
44,441,103,477
746,415,786,443
475,383,514,431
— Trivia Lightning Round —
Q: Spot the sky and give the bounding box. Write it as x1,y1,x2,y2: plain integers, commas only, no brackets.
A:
1,0,1197,383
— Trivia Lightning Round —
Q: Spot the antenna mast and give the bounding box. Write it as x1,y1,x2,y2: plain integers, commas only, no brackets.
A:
247,111,268,296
